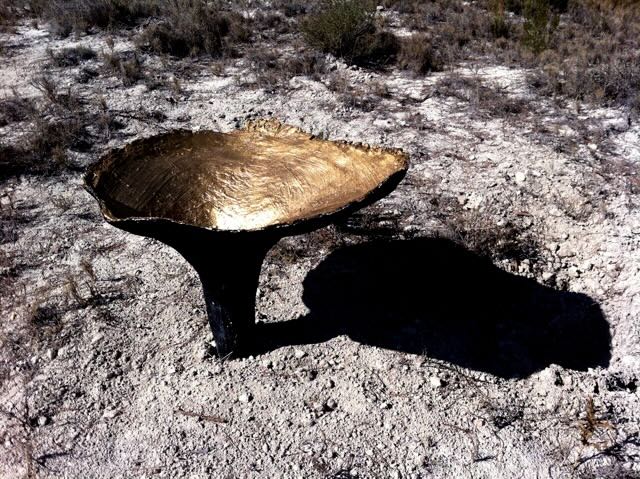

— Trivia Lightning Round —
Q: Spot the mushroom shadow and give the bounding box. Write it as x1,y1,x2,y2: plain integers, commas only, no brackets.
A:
256,238,611,379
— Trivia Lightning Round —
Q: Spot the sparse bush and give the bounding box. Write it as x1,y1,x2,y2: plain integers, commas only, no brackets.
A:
490,0,511,38
40,0,160,37
397,34,442,75
0,95,36,127
48,45,97,67
248,47,327,90
522,0,558,53
0,115,89,182
103,50,145,86
137,0,249,58
278,0,307,17
302,0,399,67
435,74,530,118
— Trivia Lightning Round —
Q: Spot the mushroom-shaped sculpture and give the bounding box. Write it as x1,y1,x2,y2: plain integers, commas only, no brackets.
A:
85,119,408,357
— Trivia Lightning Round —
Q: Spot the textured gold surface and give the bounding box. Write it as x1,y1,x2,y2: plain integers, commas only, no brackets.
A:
87,119,408,232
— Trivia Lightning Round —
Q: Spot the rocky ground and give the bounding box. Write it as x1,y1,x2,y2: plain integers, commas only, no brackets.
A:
1,6,639,479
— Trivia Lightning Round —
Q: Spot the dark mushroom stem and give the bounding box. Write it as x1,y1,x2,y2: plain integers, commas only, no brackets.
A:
159,229,278,358
187,238,276,358
112,220,279,358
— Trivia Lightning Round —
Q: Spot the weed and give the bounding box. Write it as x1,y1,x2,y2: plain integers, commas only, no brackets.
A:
0,94,36,127
522,0,559,53
302,0,398,67
435,74,530,118
397,34,442,75
48,45,96,67
40,0,160,37
579,396,615,447
102,50,145,86
490,0,512,38
248,47,327,90
137,0,249,58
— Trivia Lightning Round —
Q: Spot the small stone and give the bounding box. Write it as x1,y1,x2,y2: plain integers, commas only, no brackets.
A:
37,416,48,427
324,378,335,389
380,401,392,410
46,348,57,360
326,398,338,410
514,171,526,184
542,272,554,282
102,408,119,419
568,266,581,278
301,415,315,427
239,393,253,403
557,244,575,258
262,359,273,369
294,349,307,359
429,376,444,388
91,332,104,344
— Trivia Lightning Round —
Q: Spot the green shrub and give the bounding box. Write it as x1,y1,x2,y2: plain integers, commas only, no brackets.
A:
522,0,558,53
490,0,511,38
302,0,398,67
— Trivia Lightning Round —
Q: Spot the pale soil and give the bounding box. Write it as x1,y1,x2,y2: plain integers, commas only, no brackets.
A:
1,19,639,479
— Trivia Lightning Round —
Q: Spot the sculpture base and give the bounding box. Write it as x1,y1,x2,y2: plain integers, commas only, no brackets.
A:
140,225,277,358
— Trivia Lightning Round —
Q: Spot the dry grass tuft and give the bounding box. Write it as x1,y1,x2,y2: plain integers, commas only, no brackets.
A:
102,50,145,86
0,94,36,127
397,34,443,75
302,0,399,67
48,45,97,67
137,0,250,58
247,47,327,91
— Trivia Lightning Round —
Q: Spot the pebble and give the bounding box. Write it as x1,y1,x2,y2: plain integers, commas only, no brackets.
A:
294,349,307,359
46,348,57,360
556,244,575,258
326,398,338,410
102,408,119,419
429,376,444,388
514,171,527,184
37,416,48,426
91,332,104,344
568,266,581,278
239,393,253,403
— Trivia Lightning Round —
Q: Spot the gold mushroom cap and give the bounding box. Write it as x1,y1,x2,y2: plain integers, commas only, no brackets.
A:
86,119,408,232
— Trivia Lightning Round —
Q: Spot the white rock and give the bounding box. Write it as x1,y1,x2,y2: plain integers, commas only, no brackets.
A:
557,244,575,258
568,266,581,278
91,332,104,344
239,392,253,403
294,349,307,359
102,408,119,419
429,376,443,388
37,416,48,426
514,171,527,184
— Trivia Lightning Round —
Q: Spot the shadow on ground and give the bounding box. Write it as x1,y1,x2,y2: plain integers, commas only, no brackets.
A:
256,238,611,379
